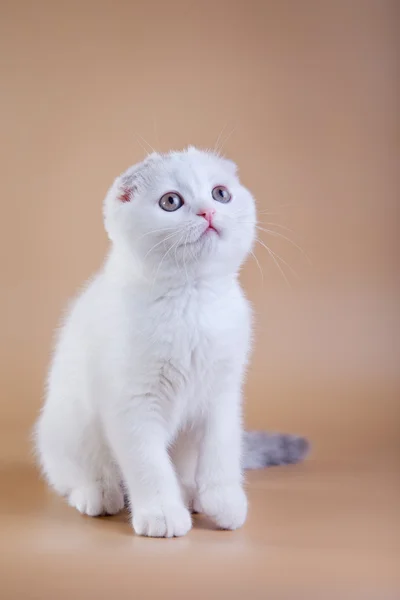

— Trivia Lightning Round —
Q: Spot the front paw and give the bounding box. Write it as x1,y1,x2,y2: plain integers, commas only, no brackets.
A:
195,484,248,530
132,503,192,538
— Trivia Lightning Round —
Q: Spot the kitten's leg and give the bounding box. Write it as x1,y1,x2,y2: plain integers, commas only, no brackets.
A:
170,429,200,512
104,400,192,538
195,386,247,530
35,402,124,517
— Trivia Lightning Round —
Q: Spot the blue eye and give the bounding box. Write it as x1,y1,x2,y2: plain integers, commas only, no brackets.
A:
159,192,184,212
212,186,231,203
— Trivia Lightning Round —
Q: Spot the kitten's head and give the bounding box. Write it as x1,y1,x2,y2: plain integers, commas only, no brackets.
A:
104,147,256,278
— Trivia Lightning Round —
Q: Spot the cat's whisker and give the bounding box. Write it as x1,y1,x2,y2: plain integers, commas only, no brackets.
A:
256,239,291,288
214,124,229,155
133,132,157,157
260,222,296,234
249,250,264,285
224,218,300,283
134,135,151,156
135,133,157,155
185,226,200,268
225,214,309,265
218,125,236,155
182,231,191,284
173,231,182,274
257,208,295,216
255,238,298,286
257,212,288,218
135,226,178,243
256,226,311,264
257,204,297,214
224,209,286,222
143,229,183,261
150,232,186,298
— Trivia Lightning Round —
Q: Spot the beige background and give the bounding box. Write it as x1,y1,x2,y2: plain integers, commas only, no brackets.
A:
1,0,398,461
0,1,399,598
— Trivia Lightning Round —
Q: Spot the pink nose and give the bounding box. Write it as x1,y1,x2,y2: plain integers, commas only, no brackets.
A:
198,209,216,225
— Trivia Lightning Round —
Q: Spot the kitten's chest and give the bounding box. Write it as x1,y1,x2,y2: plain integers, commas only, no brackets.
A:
154,289,233,360
156,300,234,418
137,284,246,391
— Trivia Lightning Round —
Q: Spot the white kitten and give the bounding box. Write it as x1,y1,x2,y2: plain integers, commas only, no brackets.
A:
35,147,256,537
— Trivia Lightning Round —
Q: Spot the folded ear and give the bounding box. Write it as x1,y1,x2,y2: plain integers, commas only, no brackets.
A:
116,166,139,203
115,153,160,203
116,180,136,203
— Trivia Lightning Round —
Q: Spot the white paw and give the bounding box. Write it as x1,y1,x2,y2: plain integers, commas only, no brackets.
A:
132,503,192,537
195,484,248,530
68,484,124,517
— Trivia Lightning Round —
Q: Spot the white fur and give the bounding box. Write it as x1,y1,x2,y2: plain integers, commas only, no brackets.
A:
35,147,256,537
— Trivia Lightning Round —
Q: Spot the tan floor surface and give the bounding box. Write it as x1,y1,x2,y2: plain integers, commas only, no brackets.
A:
1,456,398,600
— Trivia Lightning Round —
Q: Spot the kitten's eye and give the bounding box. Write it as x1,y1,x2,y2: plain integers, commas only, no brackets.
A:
159,192,184,212
212,185,231,203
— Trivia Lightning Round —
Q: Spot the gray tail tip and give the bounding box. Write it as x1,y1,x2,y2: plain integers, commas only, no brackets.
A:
283,434,310,464
243,430,311,469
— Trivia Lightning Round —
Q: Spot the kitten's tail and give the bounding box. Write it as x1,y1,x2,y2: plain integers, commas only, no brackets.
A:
243,431,310,470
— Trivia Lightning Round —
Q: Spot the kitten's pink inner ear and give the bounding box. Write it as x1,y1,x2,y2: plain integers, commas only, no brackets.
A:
119,187,132,203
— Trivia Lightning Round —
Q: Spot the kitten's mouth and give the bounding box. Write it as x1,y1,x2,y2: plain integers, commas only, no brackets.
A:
183,224,220,247
201,224,219,237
